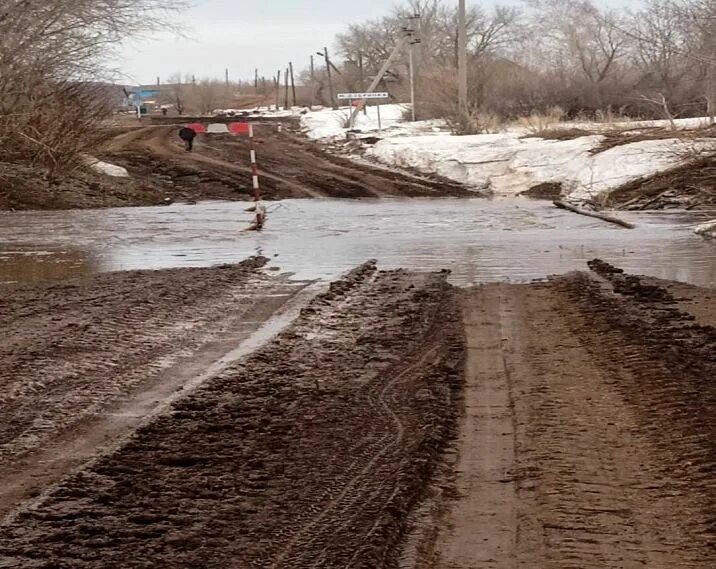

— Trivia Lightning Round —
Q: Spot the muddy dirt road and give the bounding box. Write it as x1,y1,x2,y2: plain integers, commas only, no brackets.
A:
0,262,465,567
411,263,714,569
102,124,473,202
0,258,314,519
0,259,713,568
1,123,473,211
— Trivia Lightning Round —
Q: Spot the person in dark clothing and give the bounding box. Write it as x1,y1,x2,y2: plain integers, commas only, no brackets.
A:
178,127,197,152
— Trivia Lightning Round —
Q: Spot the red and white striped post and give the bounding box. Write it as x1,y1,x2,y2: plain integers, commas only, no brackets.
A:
248,123,266,230
248,123,260,202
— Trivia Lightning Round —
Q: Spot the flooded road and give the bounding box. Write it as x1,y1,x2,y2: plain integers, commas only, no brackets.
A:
0,198,714,287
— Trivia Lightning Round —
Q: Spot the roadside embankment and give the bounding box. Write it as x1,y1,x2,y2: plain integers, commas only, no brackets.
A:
301,105,716,210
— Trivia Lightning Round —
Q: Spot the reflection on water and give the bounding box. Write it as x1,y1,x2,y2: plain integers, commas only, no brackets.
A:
0,248,97,287
0,199,714,288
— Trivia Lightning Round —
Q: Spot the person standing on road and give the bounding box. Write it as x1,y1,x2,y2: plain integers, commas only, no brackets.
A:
178,126,197,152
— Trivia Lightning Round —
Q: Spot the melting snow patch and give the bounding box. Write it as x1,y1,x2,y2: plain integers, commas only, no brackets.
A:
301,105,713,202
367,133,711,201
84,156,130,178
694,220,716,238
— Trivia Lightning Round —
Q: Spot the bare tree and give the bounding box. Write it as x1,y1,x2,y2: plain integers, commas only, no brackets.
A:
0,0,185,171
162,73,190,115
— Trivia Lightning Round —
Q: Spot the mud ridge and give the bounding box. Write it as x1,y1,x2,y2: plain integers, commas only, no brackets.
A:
556,260,715,537
0,257,274,476
0,263,466,568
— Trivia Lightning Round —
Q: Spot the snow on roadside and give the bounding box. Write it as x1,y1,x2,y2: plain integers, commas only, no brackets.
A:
694,220,716,238
560,115,713,133
301,106,712,202
301,104,445,140
83,156,130,178
369,134,709,201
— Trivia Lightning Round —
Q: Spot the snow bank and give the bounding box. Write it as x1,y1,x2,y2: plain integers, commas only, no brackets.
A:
83,157,130,178
301,104,445,140
694,220,716,238
214,107,303,119
301,105,712,201
366,133,708,201
562,116,713,133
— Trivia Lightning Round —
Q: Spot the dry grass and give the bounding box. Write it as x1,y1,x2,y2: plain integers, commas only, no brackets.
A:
522,128,593,141
517,107,566,134
593,126,716,154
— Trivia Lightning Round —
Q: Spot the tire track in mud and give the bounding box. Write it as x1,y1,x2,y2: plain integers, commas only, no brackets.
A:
275,342,443,569
0,258,312,518
0,263,466,569
407,265,714,569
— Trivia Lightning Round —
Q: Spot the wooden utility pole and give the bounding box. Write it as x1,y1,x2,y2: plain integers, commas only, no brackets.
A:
458,0,468,119
284,67,290,110
254,69,259,91
358,52,365,89
348,35,411,127
225,68,229,87
310,55,316,110
708,28,716,125
289,62,297,107
276,70,281,111
324,47,335,109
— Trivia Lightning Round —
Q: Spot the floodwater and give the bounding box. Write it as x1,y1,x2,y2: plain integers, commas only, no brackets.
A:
0,199,714,288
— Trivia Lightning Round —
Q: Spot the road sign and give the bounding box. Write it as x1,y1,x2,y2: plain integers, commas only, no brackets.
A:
337,92,389,100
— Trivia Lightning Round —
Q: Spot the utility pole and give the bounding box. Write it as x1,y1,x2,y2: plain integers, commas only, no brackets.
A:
358,52,365,89
409,46,416,121
276,70,281,111
348,34,412,127
406,14,421,122
254,68,259,91
324,47,336,109
289,62,297,107
310,55,316,110
458,0,468,119
708,24,716,126
225,68,230,87
284,67,290,110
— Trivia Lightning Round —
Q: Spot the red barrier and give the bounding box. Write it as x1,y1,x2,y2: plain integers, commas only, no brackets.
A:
185,123,207,133
229,122,251,135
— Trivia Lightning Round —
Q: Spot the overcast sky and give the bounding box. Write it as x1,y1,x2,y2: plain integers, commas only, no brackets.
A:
114,0,631,86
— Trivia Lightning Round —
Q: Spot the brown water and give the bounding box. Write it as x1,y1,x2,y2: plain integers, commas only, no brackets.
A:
0,199,714,288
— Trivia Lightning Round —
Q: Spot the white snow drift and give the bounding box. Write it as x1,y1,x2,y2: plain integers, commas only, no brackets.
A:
83,156,130,178
694,220,716,238
301,105,712,203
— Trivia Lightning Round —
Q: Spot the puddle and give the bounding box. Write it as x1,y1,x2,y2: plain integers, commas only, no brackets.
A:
0,248,98,287
0,199,714,288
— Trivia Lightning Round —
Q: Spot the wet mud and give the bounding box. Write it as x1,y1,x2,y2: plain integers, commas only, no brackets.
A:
0,262,466,568
0,257,309,507
0,258,713,568
405,262,714,568
1,123,473,211
103,125,474,202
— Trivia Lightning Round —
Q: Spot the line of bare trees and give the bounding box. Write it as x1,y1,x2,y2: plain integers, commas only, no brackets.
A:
328,0,716,132
0,0,184,172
